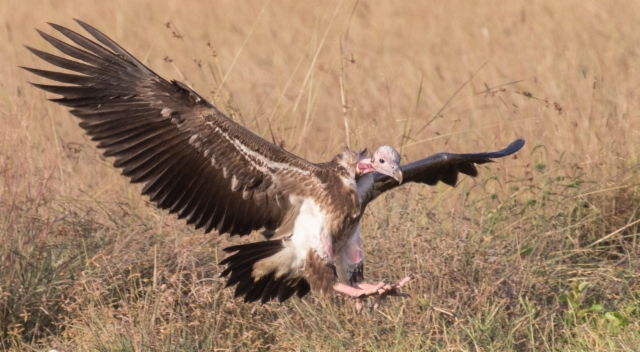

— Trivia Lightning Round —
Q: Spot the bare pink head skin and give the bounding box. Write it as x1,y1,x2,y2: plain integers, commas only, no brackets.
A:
356,146,403,183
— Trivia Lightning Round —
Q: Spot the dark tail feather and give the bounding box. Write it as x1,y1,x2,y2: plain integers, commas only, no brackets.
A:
220,240,310,303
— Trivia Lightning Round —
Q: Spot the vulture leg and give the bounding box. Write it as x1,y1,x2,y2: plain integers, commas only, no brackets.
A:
333,281,386,297
335,228,412,312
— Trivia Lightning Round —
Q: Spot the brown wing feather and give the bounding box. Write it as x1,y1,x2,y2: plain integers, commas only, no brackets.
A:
24,20,327,237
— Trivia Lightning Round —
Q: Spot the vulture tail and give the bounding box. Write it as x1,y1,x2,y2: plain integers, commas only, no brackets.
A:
220,240,310,303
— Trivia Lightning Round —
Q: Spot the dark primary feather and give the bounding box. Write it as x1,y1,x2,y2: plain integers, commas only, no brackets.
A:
24,20,327,237
365,139,525,205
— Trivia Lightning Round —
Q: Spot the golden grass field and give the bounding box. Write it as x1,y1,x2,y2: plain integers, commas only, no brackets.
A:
2,0,640,350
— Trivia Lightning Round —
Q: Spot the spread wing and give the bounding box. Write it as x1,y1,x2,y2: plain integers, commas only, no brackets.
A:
23,20,326,237
362,139,525,207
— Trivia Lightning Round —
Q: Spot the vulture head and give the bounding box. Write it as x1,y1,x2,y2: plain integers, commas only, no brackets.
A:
356,146,403,183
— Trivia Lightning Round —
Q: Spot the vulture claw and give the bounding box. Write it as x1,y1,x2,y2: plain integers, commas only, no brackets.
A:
334,275,412,313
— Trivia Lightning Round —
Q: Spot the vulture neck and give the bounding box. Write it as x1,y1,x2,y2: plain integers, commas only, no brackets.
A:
356,172,375,203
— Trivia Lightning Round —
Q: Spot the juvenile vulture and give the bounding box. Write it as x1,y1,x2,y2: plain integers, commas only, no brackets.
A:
24,20,525,309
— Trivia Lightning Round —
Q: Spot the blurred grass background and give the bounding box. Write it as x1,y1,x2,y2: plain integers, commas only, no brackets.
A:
1,0,640,350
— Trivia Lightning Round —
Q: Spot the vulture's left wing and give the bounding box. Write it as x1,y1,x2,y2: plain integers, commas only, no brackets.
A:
24,20,327,237
362,139,525,207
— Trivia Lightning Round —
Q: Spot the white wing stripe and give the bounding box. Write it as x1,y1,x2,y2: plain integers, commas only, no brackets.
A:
201,123,311,177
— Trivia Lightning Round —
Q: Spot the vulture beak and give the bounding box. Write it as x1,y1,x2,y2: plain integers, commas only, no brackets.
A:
376,161,403,184
393,167,403,184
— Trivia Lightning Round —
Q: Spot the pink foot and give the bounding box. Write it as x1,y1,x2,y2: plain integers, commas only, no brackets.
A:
334,275,412,313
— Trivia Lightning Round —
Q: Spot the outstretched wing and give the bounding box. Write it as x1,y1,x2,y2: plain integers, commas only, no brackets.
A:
24,20,325,237
363,139,525,206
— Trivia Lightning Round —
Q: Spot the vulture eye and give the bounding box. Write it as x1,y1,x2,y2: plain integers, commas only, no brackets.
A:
379,158,385,163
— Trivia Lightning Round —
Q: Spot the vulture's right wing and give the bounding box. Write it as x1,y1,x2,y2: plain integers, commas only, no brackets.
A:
23,20,326,237
363,139,525,207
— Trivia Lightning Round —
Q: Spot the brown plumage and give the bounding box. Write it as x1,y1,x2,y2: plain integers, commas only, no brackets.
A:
24,20,524,306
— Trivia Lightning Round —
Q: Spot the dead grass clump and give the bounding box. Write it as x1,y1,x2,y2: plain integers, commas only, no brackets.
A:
0,190,107,344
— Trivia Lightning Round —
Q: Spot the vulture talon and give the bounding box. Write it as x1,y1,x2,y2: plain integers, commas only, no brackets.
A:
335,276,412,313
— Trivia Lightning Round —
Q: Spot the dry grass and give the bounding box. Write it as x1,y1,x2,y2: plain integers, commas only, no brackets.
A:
2,0,640,350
